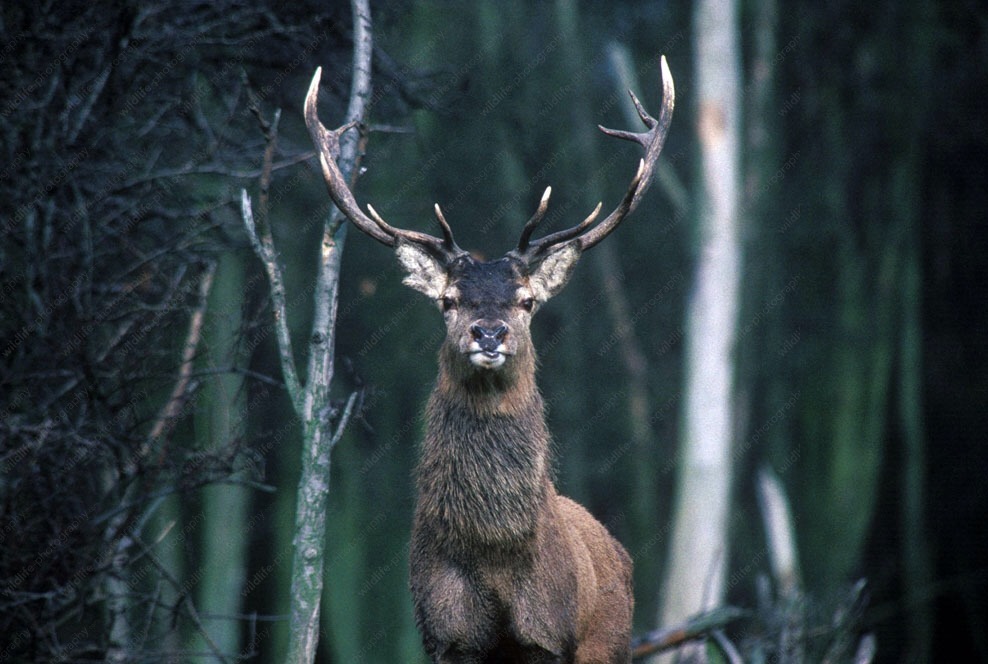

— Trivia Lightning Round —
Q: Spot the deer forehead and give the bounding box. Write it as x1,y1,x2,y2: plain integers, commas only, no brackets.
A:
445,257,531,308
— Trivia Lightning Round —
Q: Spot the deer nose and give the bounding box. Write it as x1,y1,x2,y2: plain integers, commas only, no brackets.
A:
470,323,508,351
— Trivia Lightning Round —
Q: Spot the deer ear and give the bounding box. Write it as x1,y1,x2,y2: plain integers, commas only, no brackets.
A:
395,239,448,299
527,242,582,302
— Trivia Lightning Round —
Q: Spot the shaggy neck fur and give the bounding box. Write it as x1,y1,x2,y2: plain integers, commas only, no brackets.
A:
415,346,552,558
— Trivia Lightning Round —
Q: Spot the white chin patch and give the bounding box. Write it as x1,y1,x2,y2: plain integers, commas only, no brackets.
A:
469,351,506,370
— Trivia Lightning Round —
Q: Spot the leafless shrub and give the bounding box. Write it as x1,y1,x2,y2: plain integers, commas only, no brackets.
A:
0,2,356,659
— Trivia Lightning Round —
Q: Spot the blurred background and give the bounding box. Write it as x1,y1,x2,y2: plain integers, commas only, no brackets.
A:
1,0,985,661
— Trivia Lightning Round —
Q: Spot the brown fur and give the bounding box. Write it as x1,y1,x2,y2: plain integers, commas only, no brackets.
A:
409,280,633,663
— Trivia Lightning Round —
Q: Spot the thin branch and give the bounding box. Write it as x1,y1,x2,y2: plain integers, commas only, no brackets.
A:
711,629,744,664
130,536,234,664
240,89,306,411
116,152,314,191
240,191,303,410
330,391,360,449
93,478,276,528
192,366,284,389
631,606,746,659
139,581,163,653
243,69,283,226
68,67,110,144
144,264,216,452
368,122,415,134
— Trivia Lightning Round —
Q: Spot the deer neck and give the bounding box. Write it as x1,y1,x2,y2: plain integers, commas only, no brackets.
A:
416,356,553,554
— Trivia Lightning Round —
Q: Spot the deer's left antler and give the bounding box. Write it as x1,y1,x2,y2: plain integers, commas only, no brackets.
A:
512,55,675,262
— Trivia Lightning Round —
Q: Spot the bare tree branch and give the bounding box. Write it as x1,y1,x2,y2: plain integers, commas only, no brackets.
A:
146,264,217,450
330,390,360,449
241,190,303,410
131,536,234,664
631,606,746,659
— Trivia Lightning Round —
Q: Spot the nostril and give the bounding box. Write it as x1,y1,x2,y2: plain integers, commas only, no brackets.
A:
470,323,508,344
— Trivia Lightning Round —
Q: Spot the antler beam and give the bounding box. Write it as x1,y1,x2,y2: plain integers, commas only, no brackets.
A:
304,67,463,261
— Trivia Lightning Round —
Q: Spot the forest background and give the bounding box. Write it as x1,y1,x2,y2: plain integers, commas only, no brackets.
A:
1,0,985,662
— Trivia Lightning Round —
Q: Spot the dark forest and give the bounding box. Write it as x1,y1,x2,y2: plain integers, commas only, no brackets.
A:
1,0,986,661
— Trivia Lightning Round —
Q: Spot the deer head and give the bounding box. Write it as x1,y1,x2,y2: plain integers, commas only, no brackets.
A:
304,57,674,387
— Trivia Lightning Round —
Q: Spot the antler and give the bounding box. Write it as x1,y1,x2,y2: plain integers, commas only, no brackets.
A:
514,55,675,261
304,67,464,261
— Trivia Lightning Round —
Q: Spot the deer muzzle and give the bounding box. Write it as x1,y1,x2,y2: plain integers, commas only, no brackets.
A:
468,322,511,369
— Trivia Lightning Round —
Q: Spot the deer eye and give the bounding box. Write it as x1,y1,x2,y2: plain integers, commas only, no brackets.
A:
441,296,457,312
520,298,535,312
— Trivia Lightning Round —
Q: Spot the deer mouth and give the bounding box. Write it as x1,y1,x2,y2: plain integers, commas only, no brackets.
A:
466,326,514,370
468,348,511,370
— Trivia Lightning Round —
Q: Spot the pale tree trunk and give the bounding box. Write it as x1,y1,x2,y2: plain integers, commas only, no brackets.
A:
282,0,370,653
240,1,370,662
657,0,742,652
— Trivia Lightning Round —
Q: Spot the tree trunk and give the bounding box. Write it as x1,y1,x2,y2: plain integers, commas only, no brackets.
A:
282,0,372,660
191,249,249,656
895,5,934,659
657,0,742,647
238,1,372,661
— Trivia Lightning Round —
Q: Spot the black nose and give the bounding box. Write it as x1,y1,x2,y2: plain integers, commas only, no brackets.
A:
470,323,508,351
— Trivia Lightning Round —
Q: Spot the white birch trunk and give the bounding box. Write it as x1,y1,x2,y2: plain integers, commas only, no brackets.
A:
657,0,742,647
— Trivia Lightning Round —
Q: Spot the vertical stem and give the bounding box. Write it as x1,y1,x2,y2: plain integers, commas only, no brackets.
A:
900,223,931,661
897,4,933,657
551,0,595,505
284,0,372,662
192,250,249,656
658,0,742,645
286,221,347,664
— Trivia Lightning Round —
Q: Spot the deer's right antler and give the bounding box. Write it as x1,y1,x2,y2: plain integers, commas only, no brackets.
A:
304,67,464,263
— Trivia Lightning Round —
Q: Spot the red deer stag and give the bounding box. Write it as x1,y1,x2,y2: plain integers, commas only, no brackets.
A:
305,56,674,663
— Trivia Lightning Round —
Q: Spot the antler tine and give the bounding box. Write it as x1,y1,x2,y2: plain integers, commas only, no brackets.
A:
516,187,553,253
524,202,603,255
598,90,657,145
365,203,462,259
433,204,463,254
305,67,460,260
576,55,675,252
514,56,674,262
515,187,606,259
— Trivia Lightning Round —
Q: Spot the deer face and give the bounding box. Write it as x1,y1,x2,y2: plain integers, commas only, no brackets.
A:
439,257,527,371
395,240,582,373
